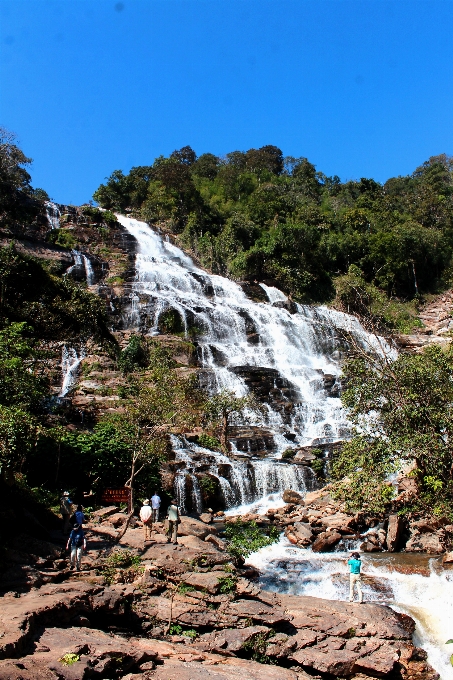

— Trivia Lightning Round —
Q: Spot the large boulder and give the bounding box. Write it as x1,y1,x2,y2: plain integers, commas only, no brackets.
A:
178,516,217,540
282,489,303,504
405,530,445,553
312,531,342,552
386,514,403,552
292,522,313,545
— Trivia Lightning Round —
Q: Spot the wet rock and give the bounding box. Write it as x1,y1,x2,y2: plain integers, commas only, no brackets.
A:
272,299,298,314
405,530,445,553
386,515,403,552
292,522,313,545
237,281,268,302
321,513,356,533
442,551,453,564
312,531,342,552
282,489,303,504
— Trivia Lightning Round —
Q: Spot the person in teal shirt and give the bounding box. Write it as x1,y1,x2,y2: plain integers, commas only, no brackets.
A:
347,552,363,603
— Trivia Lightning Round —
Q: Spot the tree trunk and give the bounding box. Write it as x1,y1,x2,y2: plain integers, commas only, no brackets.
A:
221,410,230,454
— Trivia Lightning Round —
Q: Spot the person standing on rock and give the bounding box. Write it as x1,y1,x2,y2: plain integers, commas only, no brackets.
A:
60,491,73,535
166,499,180,545
66,523,86,571
140,499,152,542
348,552,363,603
151,492,161,523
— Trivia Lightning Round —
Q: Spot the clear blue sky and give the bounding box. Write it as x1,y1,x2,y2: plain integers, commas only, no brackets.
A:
1,0,452,205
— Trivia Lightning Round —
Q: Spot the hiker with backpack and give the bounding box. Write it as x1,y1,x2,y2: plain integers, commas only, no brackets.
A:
69,504,87,528
66,523,86,571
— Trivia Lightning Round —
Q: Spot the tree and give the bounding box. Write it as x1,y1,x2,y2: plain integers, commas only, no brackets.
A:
332,343,453,514
204,389,263,453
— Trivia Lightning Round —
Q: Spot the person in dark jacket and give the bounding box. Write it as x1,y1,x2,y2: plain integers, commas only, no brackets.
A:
66,523,86,571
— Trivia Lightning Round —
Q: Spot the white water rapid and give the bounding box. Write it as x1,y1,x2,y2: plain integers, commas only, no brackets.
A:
59,346,85,398
247,538,453,680
65,250,95,285
115,215,392,511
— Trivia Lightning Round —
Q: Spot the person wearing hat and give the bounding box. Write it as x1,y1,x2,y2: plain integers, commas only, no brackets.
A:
166,499,180,545
347,552,363,603
59,491,73,535
140,499,152,542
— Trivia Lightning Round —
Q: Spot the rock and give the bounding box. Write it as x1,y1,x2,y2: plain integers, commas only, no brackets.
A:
272,299,298,314
304,488,333,506
312,531,342,552
405,530,445,553
178,516,217,540
205,534,226,551
199,512,213,524
195,625,269,653
105,511,128,527
292,522,313,545
442,551,453,564
386,514,403,552
321,513,356,533
282,489,303,504
180,571,224,594
0,581,101,659
148,658,300,680
91,505,118,519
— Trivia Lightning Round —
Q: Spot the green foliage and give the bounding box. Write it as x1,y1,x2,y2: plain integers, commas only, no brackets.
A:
198,475,219,497
176,582,195,594
0,244,114,346
197,433,221,451
204,389,263,452
224,520,280,559
333,344,453,512
217,575,237,594
48,228,76,250
169,624,183,635
94,147,453,311
281,448,296,459
59,653,80,666
118,334,149,374
99,548,143,585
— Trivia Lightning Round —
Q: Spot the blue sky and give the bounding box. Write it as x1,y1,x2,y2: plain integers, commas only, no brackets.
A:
1,0,452,205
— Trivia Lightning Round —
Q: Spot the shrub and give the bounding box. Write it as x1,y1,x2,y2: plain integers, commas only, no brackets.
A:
224,520,280,559
198,433,221,451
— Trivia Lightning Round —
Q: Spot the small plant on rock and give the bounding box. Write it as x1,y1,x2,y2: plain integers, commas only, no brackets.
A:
225,520,280,559
217,575,237,594
59,653,80,666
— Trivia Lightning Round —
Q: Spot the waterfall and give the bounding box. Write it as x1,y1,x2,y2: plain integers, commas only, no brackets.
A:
82,254,95,285
116,216,393,511
59,346,84,397
246,538,453,680
45,201,60,230
64,250,95,285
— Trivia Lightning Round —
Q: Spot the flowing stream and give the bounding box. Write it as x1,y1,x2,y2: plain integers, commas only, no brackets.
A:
247,537,453,680
116,215,392,511
59,346,85,398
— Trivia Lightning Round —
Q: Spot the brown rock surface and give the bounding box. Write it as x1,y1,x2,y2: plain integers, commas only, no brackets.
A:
312,531,342,552
386,514,403,552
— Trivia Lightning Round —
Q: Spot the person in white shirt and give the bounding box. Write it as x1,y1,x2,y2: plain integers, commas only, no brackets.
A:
151,492,161,523
139,499,152,542
166,499,180,545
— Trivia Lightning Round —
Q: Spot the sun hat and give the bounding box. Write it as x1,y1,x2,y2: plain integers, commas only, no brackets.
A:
143,499,150,505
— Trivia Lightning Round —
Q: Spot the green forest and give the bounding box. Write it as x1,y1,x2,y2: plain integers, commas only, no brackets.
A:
94,145,453,331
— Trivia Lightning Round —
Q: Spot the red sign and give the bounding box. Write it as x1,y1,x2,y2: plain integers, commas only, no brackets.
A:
101,487,131,504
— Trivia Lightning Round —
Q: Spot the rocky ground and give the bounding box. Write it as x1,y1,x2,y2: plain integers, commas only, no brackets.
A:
0,502,442,680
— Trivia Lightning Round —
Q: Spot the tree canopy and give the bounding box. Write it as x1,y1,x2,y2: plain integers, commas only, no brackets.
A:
94,147,453,320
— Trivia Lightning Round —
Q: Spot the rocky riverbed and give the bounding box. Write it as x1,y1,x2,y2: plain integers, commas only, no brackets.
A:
0,504,442,680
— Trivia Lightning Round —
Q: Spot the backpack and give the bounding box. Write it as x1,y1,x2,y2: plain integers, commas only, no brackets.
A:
72,531,84,547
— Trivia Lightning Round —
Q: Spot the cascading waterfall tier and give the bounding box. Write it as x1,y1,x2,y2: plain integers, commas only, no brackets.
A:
116,216,392,512
170,435,316,514
59,346,85,398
